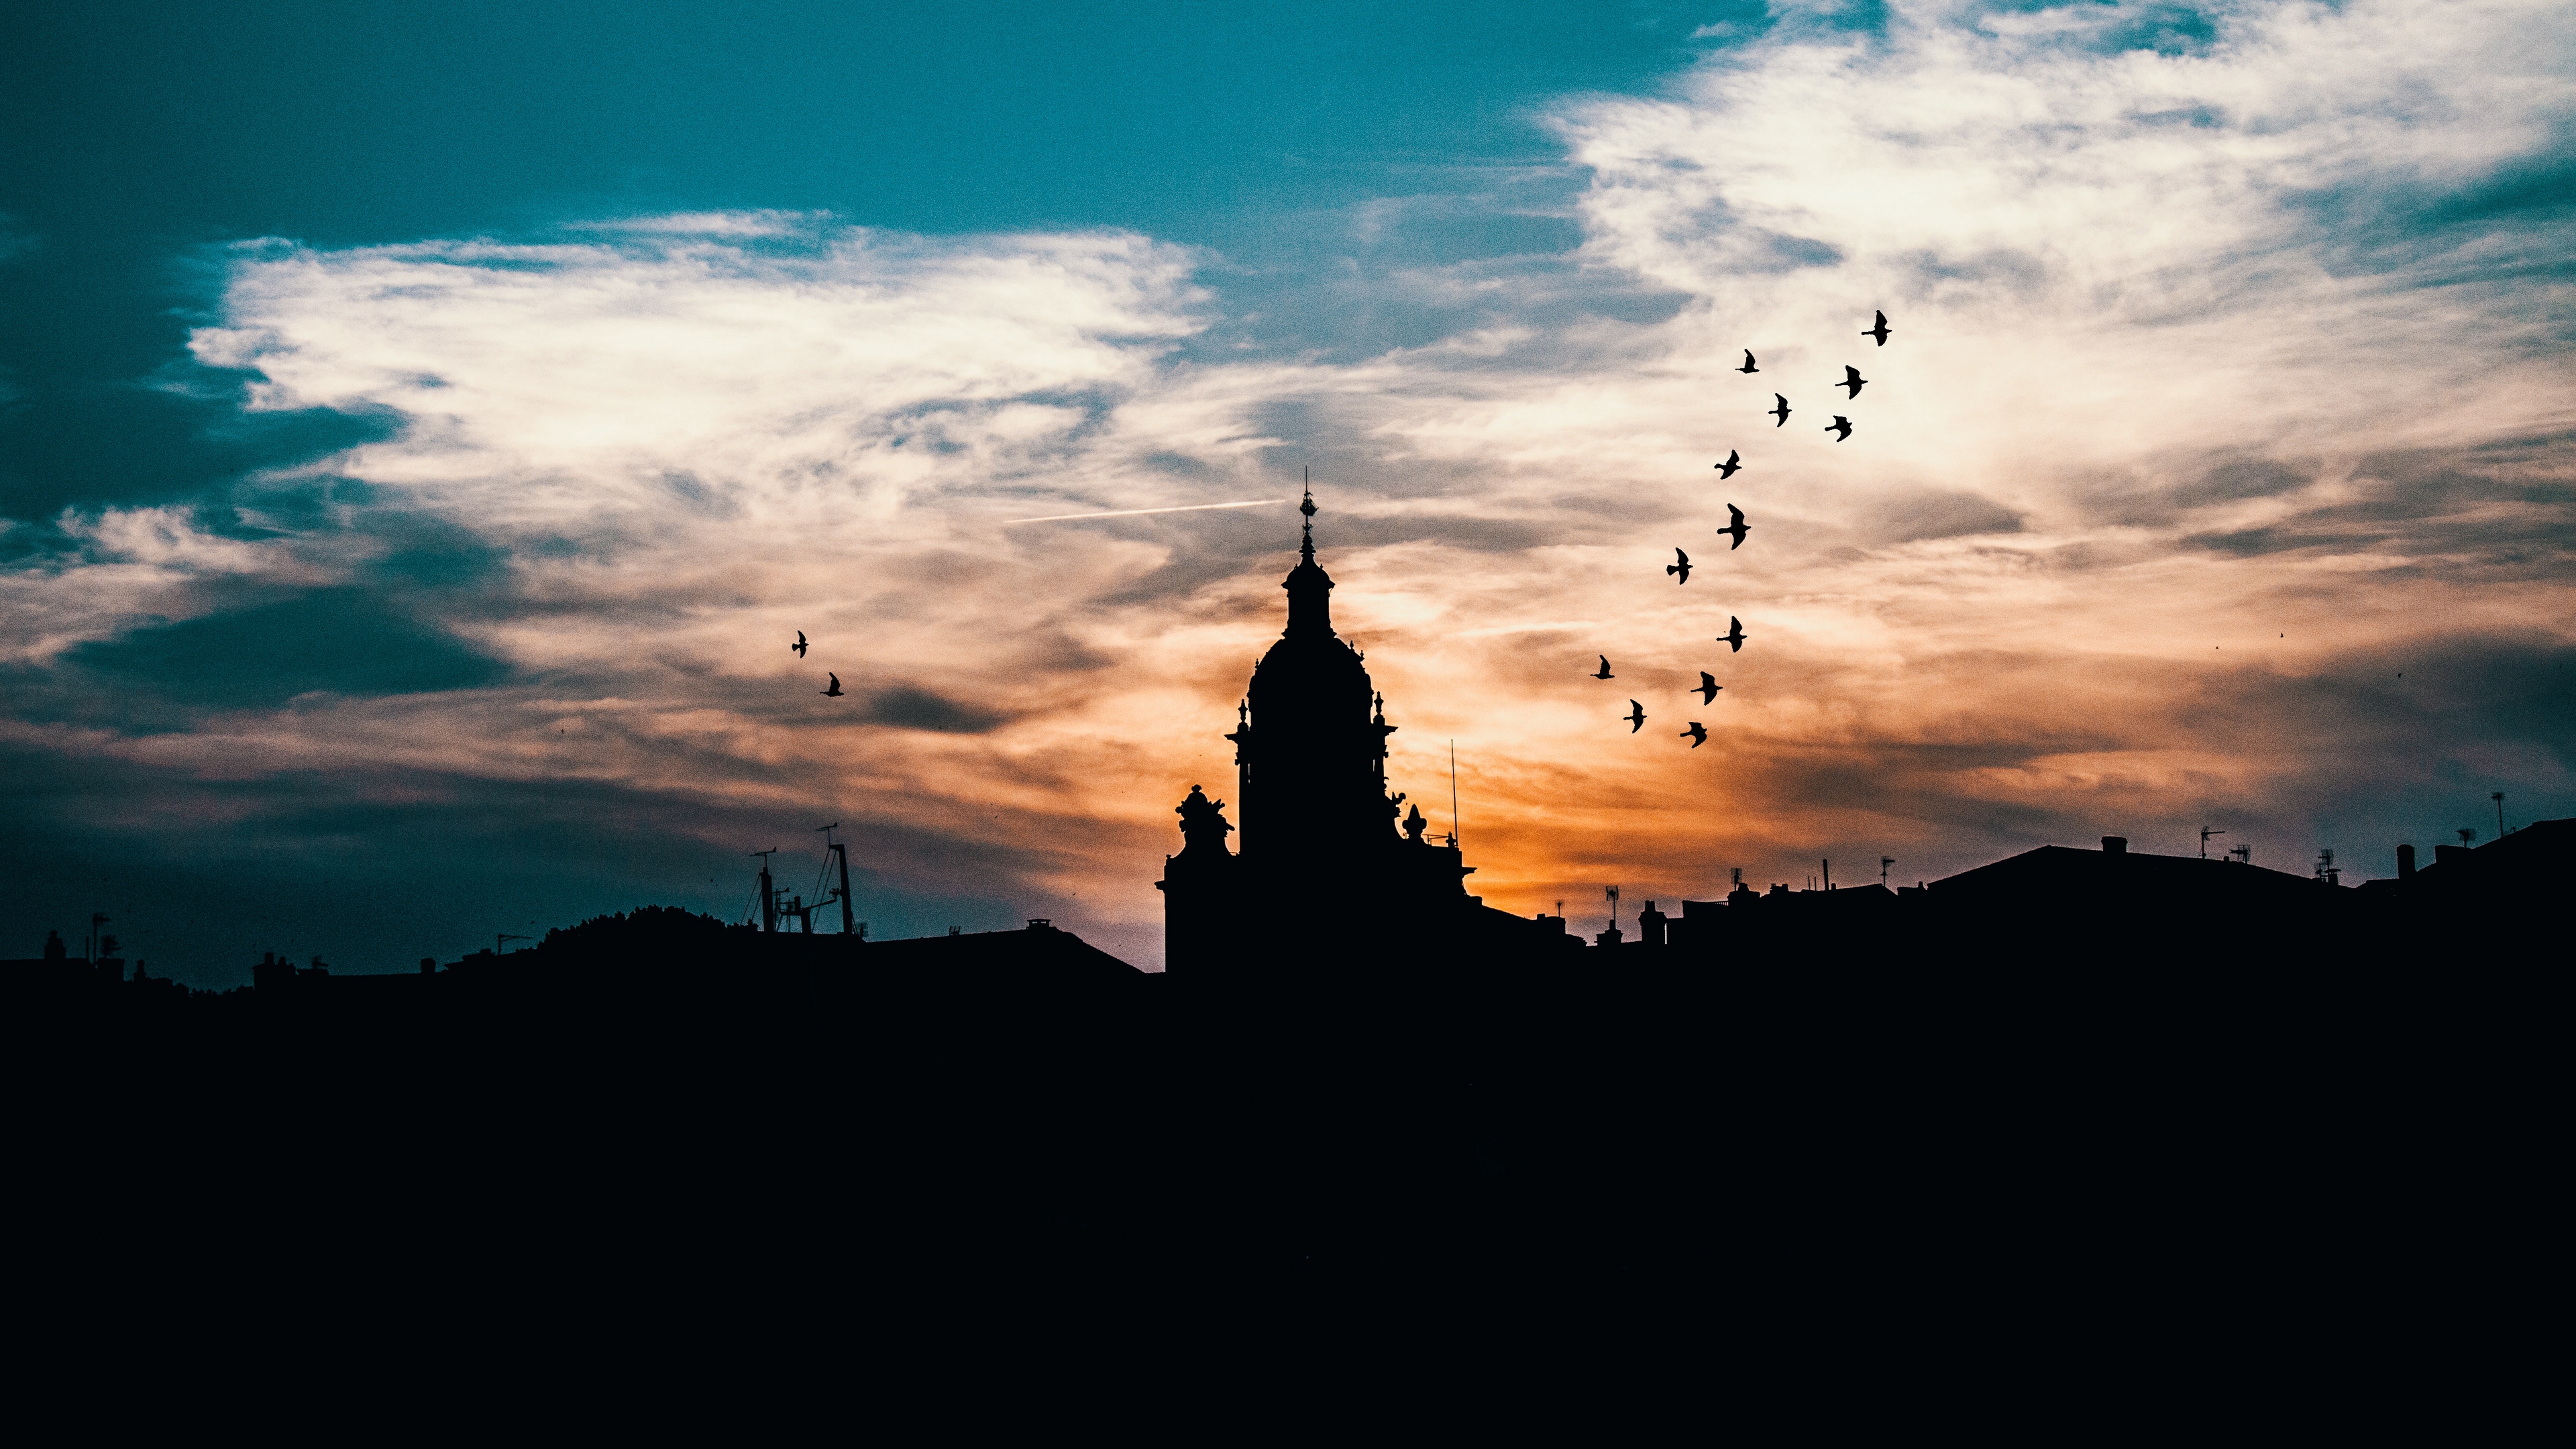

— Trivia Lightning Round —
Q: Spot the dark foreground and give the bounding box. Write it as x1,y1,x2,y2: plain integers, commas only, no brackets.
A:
18,929,2548,1328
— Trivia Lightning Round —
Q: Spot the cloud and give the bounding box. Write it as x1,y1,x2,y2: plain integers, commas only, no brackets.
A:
7,0,2571,973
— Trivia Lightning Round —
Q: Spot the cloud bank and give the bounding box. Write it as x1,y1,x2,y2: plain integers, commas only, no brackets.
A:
10,0,2571,971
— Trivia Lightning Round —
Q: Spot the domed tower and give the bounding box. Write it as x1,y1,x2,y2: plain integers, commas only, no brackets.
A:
1231,488,1395,873
1162,485,1532,976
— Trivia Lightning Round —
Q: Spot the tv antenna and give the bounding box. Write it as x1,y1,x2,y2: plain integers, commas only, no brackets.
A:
1880,857,1894,888
2492,792,2506,838
750,847,781,932
497,932,531,955
2226,844,2250,865
2455,827,2475,847
816,822,858,937
1604,883,1619,932
2200,826,2226,859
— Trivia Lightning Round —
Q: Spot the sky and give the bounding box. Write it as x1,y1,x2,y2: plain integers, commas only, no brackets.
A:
4,0,2571,980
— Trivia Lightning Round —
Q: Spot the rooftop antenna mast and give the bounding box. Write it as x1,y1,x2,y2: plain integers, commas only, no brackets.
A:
2201,826,2226,859
818,822,857,937
1880,857,1894,889
2493,792,2506,839
1448,740,1460,849
751,847,780,933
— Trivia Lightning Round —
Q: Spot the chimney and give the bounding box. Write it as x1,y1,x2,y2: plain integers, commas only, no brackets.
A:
2396,843,2416,879
420,956,437,975
1638,901,1668,947
2102,837,2128,855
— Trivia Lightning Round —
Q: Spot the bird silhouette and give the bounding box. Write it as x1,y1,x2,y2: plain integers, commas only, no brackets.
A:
1715,449,1741,478
1693,672,1721,704
1668,547,1693,585
821,672,844,697
1770,394,1791,427
1681,722,1708,748
1592,655,1615,680
1736,350,1759,374
1720,504,1750,549
1826,415,1853,441
1837,366,1866,398
1625,700,1646,733
792,630,808,658
1865,310,1890,346
1721,616,1747,652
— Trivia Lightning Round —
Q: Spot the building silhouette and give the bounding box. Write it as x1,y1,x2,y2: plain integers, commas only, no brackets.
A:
1157,494,1574,975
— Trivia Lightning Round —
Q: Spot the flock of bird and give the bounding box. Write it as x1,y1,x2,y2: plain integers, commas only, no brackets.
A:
1603,310,1891,747
786,309,1898,730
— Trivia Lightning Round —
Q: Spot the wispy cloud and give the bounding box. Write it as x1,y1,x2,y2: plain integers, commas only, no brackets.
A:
9,0,2571,965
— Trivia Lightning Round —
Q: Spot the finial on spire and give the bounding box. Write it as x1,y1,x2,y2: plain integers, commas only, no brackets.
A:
1299,468,1316,561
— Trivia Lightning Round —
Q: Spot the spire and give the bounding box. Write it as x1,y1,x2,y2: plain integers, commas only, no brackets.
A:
1282,470,1334,637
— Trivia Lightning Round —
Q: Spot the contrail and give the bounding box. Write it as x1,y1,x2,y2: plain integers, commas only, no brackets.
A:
1003,499,1288,525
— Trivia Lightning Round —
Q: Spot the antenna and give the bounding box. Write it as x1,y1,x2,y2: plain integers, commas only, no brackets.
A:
817,823,858,937
2200,826,2226,859
751,847,780,933
1880,857,1894,888
2456,827,2475,846
2313,848,2340,887
1605,883,1619,932
497,932,531,955
2493,792,2506,838
2226,844,2250,865
1449,740,1460,849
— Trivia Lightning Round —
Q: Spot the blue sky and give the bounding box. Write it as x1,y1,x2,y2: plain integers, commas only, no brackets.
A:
5,1,2571,978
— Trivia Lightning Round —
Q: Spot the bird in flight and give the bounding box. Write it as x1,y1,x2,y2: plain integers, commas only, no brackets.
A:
1865,310,1890,346
1720,504,1750,550
1736,350,1760,375
1770,394,1791,427
792,630,808,658
1826,415,1853,441
1721,616,1747,652
821,672,844,697
1715,449,1741,479
1693,672,1721,704
1625,700,1647,733
1681,722,1708,749
1837,366,1867,398
1668,547,1693,585
1592,655,1615,680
